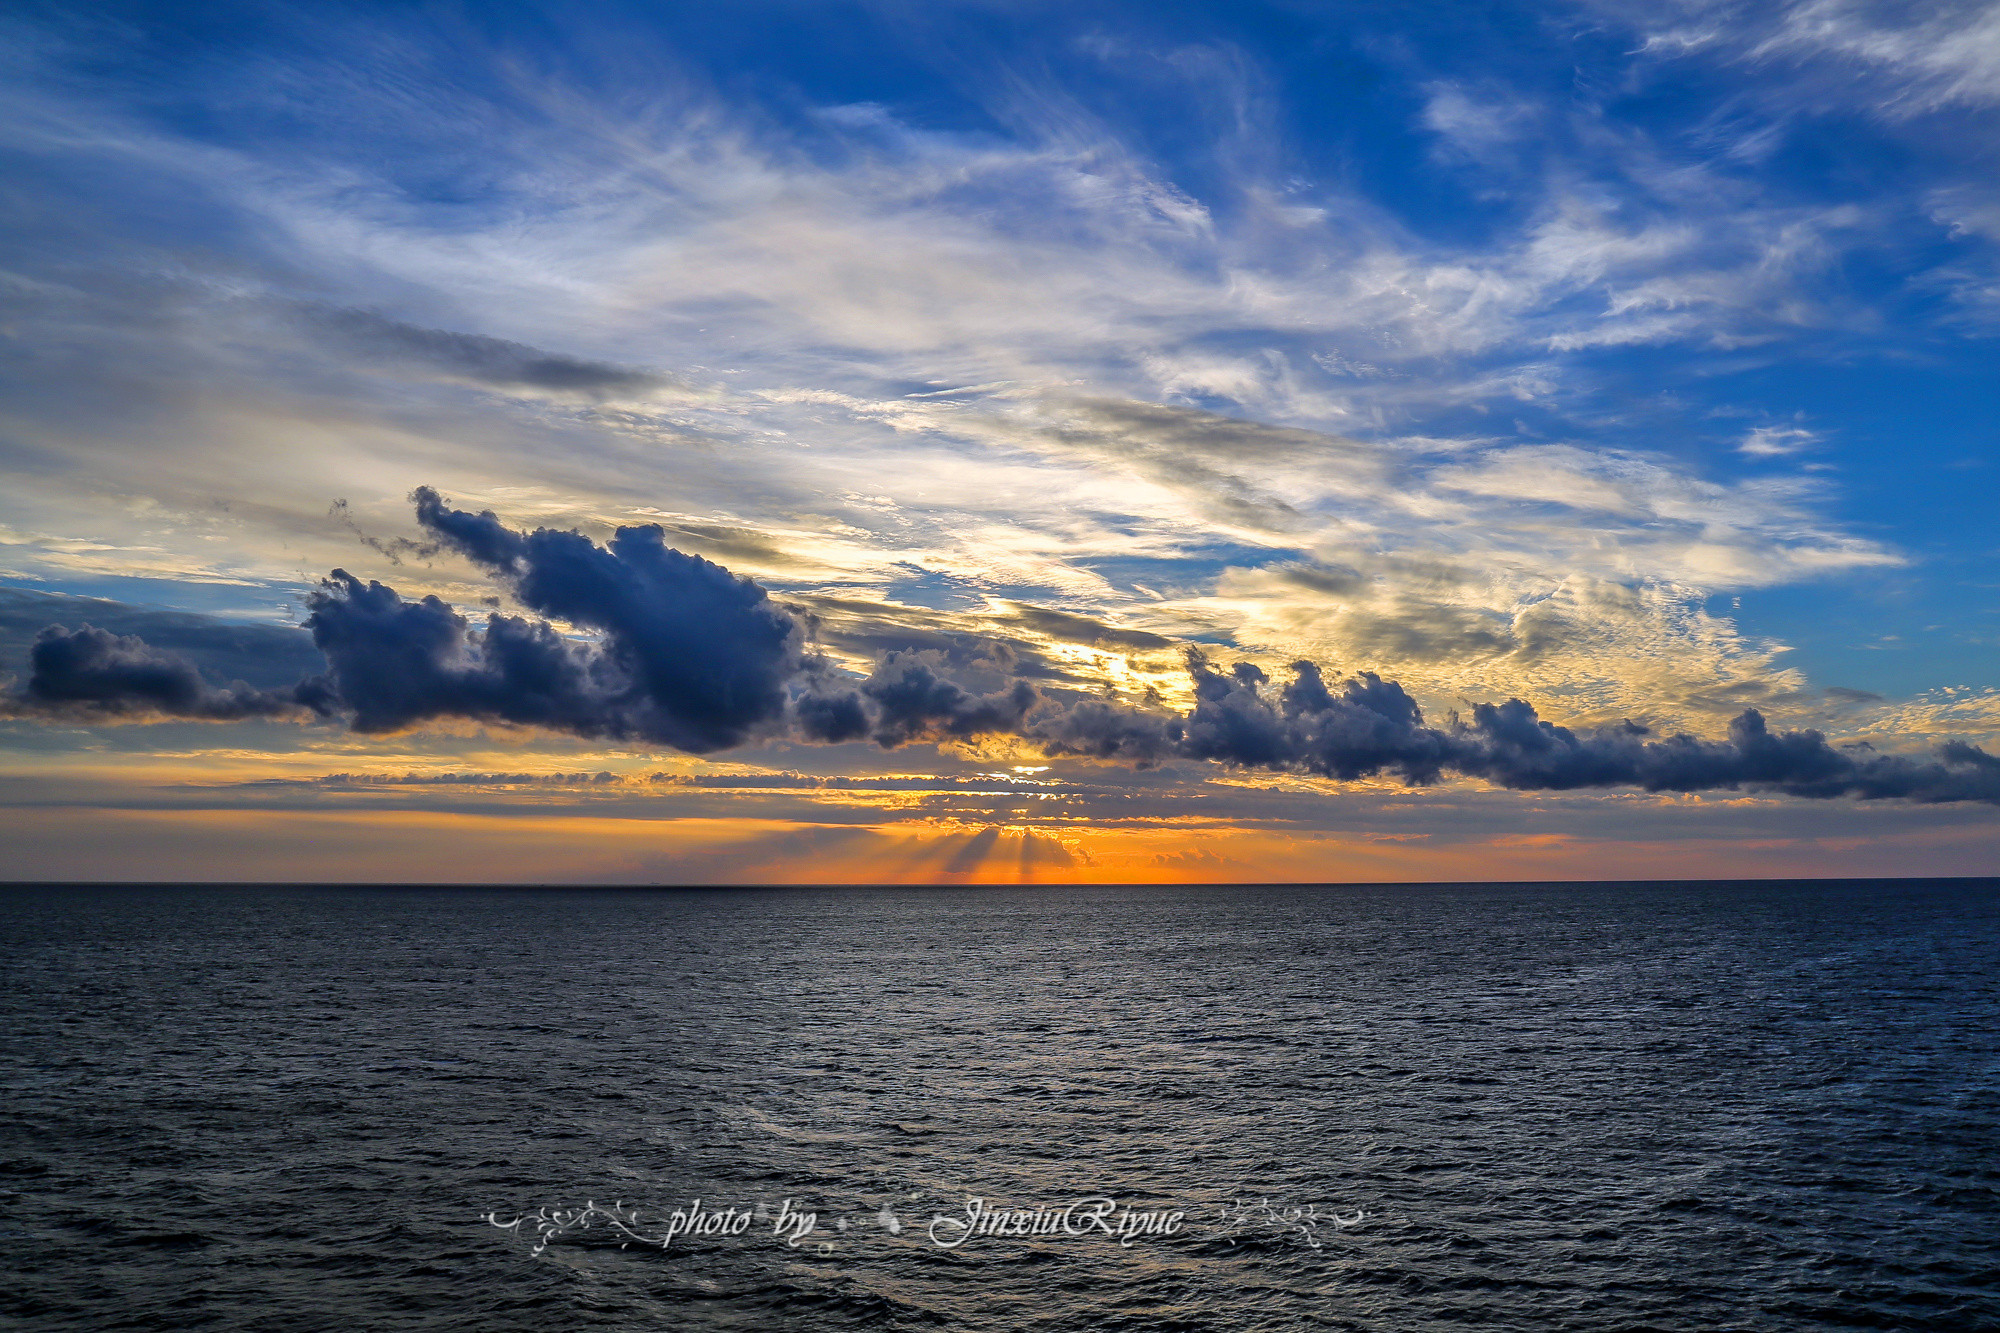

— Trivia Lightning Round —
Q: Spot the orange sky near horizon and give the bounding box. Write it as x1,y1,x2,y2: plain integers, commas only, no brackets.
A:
6,802,1997,885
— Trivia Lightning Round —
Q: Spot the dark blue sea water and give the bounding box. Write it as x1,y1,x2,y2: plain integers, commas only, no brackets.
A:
2,880,1997,1331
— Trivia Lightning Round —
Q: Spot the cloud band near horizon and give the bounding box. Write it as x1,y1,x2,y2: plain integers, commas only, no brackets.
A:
7,489,1996,808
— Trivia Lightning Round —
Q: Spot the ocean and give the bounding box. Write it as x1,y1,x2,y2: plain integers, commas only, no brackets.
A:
2,879,1996,1331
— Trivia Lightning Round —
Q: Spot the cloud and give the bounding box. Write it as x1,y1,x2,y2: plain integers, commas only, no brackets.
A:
1739,424,1819,456
1749,0,2000,116
1420,82,1545,162
298,306,673,400
12,492,1993,805
296,488,815,752
1000,602,1174,651
3,624,306,722
0,588,324,688
1148,652,2000,804
860,650,1039,748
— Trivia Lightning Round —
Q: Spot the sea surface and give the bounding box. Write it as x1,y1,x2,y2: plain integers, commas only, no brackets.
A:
2,879,1997,1332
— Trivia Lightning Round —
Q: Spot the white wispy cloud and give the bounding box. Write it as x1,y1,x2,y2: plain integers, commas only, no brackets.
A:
1738,423,1820,455
1752,0,2000,116
1621,0,2000,117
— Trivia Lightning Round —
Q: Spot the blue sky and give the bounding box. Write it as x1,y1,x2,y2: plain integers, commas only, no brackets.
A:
2,0,1998,881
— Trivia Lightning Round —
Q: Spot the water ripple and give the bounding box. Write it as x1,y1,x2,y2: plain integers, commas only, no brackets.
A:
2,879,1996,1331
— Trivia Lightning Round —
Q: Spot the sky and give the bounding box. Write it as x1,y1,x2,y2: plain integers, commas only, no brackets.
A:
2,0,1998,883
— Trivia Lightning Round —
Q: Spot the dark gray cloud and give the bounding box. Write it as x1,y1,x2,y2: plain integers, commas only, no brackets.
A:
9,492,1998,806
1134,655,2000,805
301,307,670,399
0,588,325,688
860,651,1038,748
296,573,618,737
792,688,873,744
4,624,305,721
296,488,812,752
1184,658,1448,780
1020,693,1181,765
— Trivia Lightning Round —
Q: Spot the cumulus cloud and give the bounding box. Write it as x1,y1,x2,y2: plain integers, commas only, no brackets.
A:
3,624,306,721
298,488,816,752
860,651,1039,748
0,589,325,688
8,492,1996,805
1107,653,2000,804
